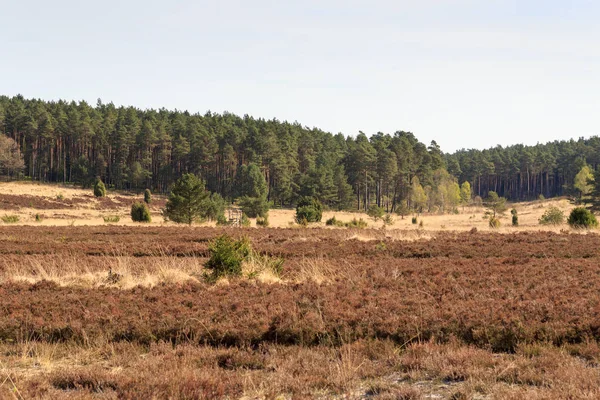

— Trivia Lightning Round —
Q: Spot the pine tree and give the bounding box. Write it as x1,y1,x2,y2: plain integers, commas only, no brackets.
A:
164,173,211,225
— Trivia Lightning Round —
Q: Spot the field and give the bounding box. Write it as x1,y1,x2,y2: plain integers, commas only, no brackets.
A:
0,181,575,231
1,183,599,399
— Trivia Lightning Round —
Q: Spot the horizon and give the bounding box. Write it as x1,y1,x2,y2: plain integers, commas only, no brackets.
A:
2,1,599,153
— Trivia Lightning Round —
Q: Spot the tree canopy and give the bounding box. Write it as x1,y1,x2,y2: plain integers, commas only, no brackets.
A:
2,94,600,212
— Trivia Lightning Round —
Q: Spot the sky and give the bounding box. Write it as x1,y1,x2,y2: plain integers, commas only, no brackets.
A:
1,0,599,153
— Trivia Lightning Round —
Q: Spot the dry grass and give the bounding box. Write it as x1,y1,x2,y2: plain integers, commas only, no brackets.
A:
0,181,582,232
0,253,359,288
0,253,205,289
3,339,600,399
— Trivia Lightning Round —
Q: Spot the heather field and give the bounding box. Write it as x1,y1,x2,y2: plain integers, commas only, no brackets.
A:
1,226,600,399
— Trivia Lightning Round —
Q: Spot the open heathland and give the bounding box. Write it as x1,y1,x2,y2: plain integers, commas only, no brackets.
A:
1,226,600,398
0,181,577,231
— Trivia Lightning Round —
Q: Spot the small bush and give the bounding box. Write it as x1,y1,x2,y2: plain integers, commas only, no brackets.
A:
395,202,410,219
205,235,251,279
103,215,120,223
240,213,251,227
383,214,394,226
326,216,345,227
411,217,418,225
144,189,152,204
489,217,501,228
56,193,64,201
297,217,308,227
345,218,368,229
419,220,424,228
295,197,322,223
568,207,598,229
256,214,269,227
131,202,151,222
538,194,545,201
1,215,19,223
512,215,518,226
539,206,565,225
93,179,106,197
216,214,230,226
367,205,385,221
35,213,43,222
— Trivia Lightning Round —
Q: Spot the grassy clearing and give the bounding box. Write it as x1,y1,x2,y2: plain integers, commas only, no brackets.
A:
0,181,582,231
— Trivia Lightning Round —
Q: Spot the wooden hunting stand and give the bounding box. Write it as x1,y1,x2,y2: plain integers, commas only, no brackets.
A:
228,208,243,226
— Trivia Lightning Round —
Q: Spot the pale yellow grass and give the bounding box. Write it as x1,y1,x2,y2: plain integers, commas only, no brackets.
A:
0,252,355,288
1,254,204,289
294,257,365,285
0,181,585,232
240,252,283,284
0,181,91,199
269,197,578,232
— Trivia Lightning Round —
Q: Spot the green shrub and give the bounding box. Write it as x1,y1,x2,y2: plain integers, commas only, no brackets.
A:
395,202,410,219
568,207,598,229
489,217,501,228
103,215,121,223
326,216,345,227
216,214,230,226
538,194,545,201
93,178,106,197
256,214,269,227
295,196,323,223
367,205,385,221
240,213,251,227
297,217,308,227
56,193,64,201
205,193,226,222
345,218,368,229
383,214,394,226
205,235,251,279
35,213,43,222
539,206,565,225
238,196,269,218
1,215,19,223
512,215,518,226
131,202,151,222
411,216,418,224
144,189,152,204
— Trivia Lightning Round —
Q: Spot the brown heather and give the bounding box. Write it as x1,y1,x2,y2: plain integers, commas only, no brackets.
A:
1,226,600,398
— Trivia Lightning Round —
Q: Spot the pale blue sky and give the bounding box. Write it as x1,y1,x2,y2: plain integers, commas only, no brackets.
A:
2,0,599,152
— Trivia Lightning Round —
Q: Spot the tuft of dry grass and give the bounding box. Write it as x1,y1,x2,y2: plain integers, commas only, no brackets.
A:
0,253,205,289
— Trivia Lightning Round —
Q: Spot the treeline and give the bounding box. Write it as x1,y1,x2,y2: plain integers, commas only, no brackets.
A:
0,95,453,212
447,138,600,201
0,94,597,209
